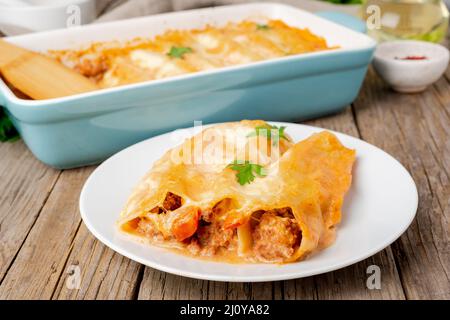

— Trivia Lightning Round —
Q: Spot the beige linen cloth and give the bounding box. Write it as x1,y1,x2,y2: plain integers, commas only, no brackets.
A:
95,0,359,22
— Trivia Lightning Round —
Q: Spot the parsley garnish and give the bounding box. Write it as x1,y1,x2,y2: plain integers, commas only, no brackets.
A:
167,46,193,59
0,108,19,142
227,160,267,186
256,24,270,30
247,125,290,145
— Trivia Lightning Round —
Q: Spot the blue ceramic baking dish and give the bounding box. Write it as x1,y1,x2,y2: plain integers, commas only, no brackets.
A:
0,3,375,169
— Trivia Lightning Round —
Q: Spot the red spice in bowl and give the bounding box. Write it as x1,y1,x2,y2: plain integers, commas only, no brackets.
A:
395,55,428,60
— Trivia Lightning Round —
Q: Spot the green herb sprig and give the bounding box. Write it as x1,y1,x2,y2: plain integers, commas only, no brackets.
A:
167,46,193,59
0,108,19,142
256,24,270,30
227,160,267,186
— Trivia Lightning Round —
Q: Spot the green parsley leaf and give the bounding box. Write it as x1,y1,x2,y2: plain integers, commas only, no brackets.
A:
167,46,193,59
0,107,19,142
247,125,290,145
256,24,270,30
227,160,267,186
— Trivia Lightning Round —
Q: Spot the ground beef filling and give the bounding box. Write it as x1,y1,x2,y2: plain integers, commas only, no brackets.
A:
136,218,164,241
189,221,236,256
187,200,237,256
252,208,301,262
135,192,184,240
134,198,301,262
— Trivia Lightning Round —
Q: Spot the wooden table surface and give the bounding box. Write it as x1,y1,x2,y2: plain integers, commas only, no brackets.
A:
0,30,449,301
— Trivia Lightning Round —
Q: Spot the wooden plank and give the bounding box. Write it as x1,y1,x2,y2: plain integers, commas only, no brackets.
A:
352,69,450,300
52,223,143,300
0,167,93,299
0,141,61,282
138,269,209,300
137,268,281,300
225,281,282,300
313,251,406,299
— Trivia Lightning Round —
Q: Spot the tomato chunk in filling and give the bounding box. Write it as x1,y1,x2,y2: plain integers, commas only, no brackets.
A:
134,192,184,240
252,208,301,262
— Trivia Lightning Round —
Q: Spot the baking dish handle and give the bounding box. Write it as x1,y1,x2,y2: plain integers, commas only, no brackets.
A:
316,11,367,34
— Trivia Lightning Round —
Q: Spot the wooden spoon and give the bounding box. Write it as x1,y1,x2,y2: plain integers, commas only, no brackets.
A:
0,39,98,100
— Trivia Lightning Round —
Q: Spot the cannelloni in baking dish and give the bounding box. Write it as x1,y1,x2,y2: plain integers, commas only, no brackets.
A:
118,120,355,263
50,20,335,88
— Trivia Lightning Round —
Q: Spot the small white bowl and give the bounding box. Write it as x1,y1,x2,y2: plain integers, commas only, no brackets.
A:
373,40,449,93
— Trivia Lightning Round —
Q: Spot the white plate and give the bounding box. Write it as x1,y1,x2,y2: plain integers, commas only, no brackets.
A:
80,122,418,282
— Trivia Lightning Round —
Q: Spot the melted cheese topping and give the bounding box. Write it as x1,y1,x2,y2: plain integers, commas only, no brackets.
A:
118,120,355,264
49,20,335,88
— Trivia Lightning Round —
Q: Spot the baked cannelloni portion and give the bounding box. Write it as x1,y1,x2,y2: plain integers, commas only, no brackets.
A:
49,20,335,89
118,120,355,263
